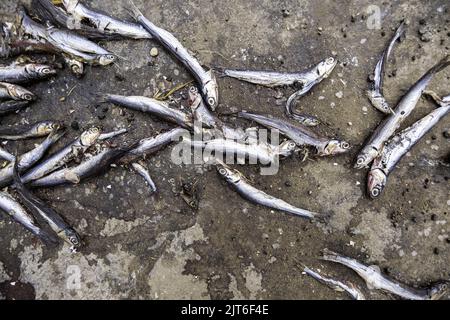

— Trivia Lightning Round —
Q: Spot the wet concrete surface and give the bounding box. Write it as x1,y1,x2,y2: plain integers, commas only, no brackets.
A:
0,0,449,300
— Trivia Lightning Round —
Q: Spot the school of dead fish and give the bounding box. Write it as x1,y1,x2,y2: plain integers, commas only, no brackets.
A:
0,1,449,300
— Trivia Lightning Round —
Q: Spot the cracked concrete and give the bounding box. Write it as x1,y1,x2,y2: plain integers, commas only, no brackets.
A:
0,0,449,300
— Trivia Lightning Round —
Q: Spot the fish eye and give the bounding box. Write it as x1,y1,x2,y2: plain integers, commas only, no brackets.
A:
189,86,198,93
288,142,296,149
218,168,227,176
107,55,115,60
326,57,335,64
207,97,216,107
371,187,381,198
23,94,34,101
356,157,365,165
341,142,350,149
70,236,80,245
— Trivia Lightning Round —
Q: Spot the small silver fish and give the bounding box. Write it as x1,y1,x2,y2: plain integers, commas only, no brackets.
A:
189,138,296,165
12,161,82,251
367,21,406,114
128,2,219,110
0,189,57,244
131,162,157,193
0,82,36,101
217,162,320,219
0,120,62,140
368,101,449,198
0,130,65,187
0,62,56,83
303,266,366,300
62,0,152,39
355,55,450,169
322,249,449,300
21,127,101,183
30,145,132,188
18,8,116,66
101,94,193,129
238,111,351,156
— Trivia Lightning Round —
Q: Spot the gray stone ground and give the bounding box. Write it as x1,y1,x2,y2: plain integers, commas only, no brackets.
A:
0,0,449,300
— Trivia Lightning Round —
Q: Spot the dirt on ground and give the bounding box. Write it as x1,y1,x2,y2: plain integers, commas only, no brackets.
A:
0,0,449,300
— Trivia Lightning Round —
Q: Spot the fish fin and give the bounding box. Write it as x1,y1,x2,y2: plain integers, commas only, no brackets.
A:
93,92,110,104
36,228,59,247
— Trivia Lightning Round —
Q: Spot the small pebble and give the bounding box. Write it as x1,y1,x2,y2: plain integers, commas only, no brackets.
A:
150,47,159,57
433,248,439,255
335,91,343,99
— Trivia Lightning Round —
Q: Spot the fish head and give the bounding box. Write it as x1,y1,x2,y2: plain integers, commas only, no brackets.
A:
316,57,338,79
68,60,84,77
367,90,390,113
188,86,201,107
10,85,36,101
98,54,116,66
278,140,297,157
216,163,241,184
35,121,60,136
367,168,387,199
429,281,449,300
80,127,101,146
62,229,82,252
302,117,320,126
355,148,377,169
203,71,219,110
27,64,57,78
321,139,351,156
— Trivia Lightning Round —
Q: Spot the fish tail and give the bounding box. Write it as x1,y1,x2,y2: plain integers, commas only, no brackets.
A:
212,66,226,77
394,20,407,39
423,90,446,108
125,0,143,20
94,92,111,104
427,55,450,75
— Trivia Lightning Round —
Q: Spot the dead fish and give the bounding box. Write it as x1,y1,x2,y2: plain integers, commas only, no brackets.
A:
0,129,65,187
367,21,406,114
355,55,450,169
368,101,449,198
61,0,152,39
222,57,337,88
100,94,193,129
238,111,351,156
217,162,320,219
21,126,101,183
0,189,57,245
0,120,62,140
18,8,116,66
322,249,449,300
0,100,30,115
0,62,56,83
303,266,366,300
188,138,296,165
128,1,219,110
32,0,122,41
0,82,36,101
285,57,337,124
30,144,133,188
123,127,186,163
12,160,82,251
131,162,157,193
